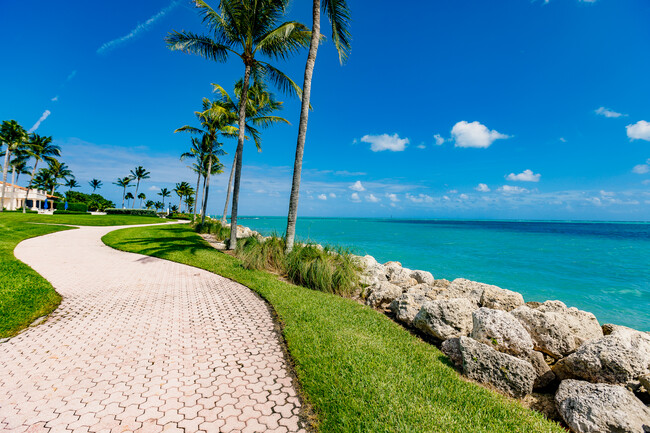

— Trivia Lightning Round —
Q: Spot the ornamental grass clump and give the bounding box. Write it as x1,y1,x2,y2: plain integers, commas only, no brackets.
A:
193,220,230,240
236,236,286,273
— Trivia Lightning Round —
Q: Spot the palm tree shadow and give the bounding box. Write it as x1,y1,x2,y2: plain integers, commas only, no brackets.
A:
113,227,209,259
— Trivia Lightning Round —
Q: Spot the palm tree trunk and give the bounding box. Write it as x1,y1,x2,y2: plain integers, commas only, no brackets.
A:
285,0,321,252
228,64,252,250
201,155,213,224
122,187,126,208
193,171,201,221
10,165,17,210
134,180,140,208
0,149,11,212
221,153,237,224
22,160,39,213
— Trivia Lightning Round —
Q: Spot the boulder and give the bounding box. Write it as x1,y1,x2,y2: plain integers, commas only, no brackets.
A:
555,379,650,433
528,350,556,389
441,337,463,368
480,285,525,311
511,301,603,359
553,326,650,385
640,374,650,393
432,279,451,289
386,265,413,285
410,270,435,285
413,298,476,340
436,278,485,305
457,336,536,398
365,281,402,308
389,292,428,326
470,307,534,357
357,255,388,285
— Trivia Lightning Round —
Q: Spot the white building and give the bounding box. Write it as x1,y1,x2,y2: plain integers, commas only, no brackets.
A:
0,182,56,212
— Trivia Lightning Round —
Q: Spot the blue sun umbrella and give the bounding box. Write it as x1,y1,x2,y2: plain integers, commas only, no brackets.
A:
44,199,48,209
65,200,69,210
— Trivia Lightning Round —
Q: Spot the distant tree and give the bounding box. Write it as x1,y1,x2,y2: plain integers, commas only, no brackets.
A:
130,166,150,208
11,156,31,186
137,192,146,208
124,192,134,208
184,195,195,213
113,176,133,209
89,178,103,193
153,201,164,212
45,160,72,196
0,120,29,212
158,187,171,210
145,200,155,210
64,177,80,192
174,181,192,212
22,134,60,213
170,204,179,213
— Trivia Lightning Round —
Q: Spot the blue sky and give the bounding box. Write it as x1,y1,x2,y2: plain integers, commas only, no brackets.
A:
2,0,649,220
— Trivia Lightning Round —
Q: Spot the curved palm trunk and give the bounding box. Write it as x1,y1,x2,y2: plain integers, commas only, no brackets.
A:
0,149,11,212
9,165,17,210
221,154,237,224
22,160,39,213
200,154,213,224
286,0,321,252
228,65,252,250
134,180,140,208
193,171,201,221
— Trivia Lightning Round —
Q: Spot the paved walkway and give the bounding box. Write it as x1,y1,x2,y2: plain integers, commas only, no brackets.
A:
1,224,305,433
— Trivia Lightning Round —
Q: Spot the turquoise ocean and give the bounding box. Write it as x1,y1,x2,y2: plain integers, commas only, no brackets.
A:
237,217,650,331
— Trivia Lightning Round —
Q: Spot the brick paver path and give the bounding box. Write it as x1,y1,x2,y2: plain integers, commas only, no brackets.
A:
1,224,306,433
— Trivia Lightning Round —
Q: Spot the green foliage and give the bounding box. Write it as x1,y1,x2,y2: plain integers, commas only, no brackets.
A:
194,219,230,240
103,224,565,433
169,212,192,220
53,210,88,215
105,208,157,217
64,191,114,211
236,236,287,273
53,201,88,212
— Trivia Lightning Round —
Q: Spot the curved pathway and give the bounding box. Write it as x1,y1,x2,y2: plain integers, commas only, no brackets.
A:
0,224,305,433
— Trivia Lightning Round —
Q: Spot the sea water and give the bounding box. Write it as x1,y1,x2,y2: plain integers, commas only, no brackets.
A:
238,217,650,331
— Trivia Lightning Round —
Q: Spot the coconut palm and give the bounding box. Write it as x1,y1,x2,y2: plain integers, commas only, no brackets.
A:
124,192,135,208
113,176,133,208
65,177,80,192
158,187,171,210
174,181,192,212
170,204,179,213
130,166,150,208
180,137,208,220
154,201,164,212
32,168,56,195
0,120,28,212
211,80,289,224
166,0,310,249
12,157,31,186
21,134,61,213
89,178,103,193
45,160,72,196
145,200,155,210
185,195,195,213
137,192,146,208
285,0,351,251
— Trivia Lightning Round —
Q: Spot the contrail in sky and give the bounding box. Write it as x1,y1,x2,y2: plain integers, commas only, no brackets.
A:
28,110,51,133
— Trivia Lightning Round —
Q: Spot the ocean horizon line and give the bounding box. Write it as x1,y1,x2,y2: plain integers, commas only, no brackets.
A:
233,216,650,225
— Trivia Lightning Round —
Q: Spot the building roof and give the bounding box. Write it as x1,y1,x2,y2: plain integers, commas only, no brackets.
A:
0,182,58,198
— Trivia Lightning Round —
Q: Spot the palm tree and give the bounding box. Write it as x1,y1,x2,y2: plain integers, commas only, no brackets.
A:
113,176,133,208
89,178,103,193
12,157,31,186
145,200,155,210
180,137,208,220
212,80,289,224
65,177,80,192
285,0,351,251
174,181,192,212
137,192,146,208
32,169,56,198
185,195,195,213
124,192,135,208
166,0,310,249
158,187,171,210
21,134,61,213
46,160,72,196
0,120,28,212
130,166,150,208
170,204,179,213
154,201,164,212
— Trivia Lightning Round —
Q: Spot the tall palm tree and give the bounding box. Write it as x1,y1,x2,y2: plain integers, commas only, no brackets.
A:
124,192,135,208
130,166,150,208
166,0,310,249
65,177,80,192
174,181,192,212
158,187,171,210
175,99,230,224
113,176,133,208
89,178,103,193
285,0,351,251
32,169,55,195
21,134,60,213
185,195,195,213
0,120,28,212
137,192,146,208
212,80,289,224
154,201,164,212
46,160,72,196
145,200,155,210
12,157,31,186
180,137,208,220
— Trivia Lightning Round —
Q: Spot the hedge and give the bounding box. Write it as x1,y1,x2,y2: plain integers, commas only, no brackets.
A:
53,210,88,215
105,208,158,217
53,202,88,212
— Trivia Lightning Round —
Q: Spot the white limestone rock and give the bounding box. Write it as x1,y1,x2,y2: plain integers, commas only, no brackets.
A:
413,298,477,340
365,281,402,308
470,307,534,357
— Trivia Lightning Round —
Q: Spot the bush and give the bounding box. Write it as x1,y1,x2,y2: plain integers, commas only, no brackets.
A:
105,208,157,217
53,202,88,212
64,191,114,211
194,220,230,240
53,210,88,215
169,213,192,220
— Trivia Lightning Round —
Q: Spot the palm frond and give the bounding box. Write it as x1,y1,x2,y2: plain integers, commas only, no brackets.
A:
256,21,311,60
256,61,302,99
165,30,231,62
174,125,204,134
323,0,352,64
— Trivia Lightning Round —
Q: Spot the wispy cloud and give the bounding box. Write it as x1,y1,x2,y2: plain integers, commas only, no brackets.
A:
595,106,626,118
66,70,77,81
97,1,181,54
28,110,51,133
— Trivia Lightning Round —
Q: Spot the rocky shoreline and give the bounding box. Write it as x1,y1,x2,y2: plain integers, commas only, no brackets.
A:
227,221,650,433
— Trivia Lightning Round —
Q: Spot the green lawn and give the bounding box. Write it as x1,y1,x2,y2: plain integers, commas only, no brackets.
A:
0,212,172,338
103,224,564,433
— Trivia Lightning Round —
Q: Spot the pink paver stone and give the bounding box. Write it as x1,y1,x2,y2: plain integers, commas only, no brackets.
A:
0,224,305,432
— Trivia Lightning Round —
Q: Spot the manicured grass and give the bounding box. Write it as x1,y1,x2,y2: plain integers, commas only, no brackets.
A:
103,224,564,433
0,211,171,226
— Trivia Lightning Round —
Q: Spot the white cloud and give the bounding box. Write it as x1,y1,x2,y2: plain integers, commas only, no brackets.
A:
349,180,366,192
66,70,77,81
600,190,615,197
417,144,426,149
318,194,327,200
148,185,160,191
366,194,380,203
627,120,650,141
28,110,51,133
434,134,445,146
350,193,361,202
97,1,180,54
475,183,490,192
361,133,409,152
498,185,529,194
448,189,458,194
595,107,626,118
406,193,434,203
51,95,59,102
334,170,366,176
329,193,337,198
632,160,650,174
451,121,510,148
459,194,469,200
386,193,400,202
506,169,541,182
559,137,567,143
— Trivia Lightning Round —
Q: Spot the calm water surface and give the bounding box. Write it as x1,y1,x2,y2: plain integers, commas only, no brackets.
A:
237,217,650,331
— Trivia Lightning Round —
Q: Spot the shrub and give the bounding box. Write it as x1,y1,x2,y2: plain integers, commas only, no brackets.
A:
236,236,286,273
194,220,230,240
105,208,157,217
169,213,192,220
53,202,88,212
53,210,88,215
65,191,114,211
